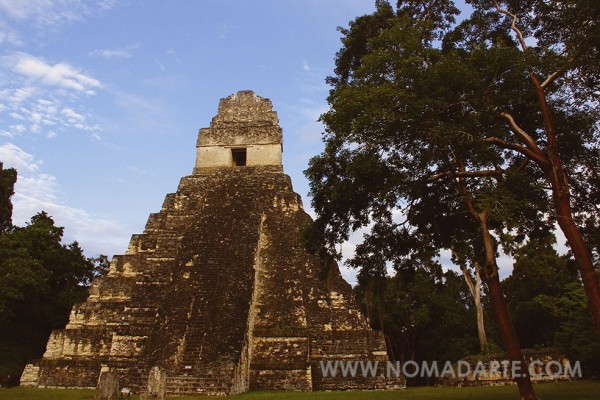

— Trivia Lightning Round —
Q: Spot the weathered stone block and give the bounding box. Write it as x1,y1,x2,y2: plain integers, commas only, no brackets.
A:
97,367,119,400
24,91,404,394
19,364,40,387
141,366,166,400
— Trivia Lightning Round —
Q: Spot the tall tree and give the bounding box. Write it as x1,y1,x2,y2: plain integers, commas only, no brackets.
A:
0,162,17,234
458,0,600,339
304,1,598,398
0,167,108,386
455,254,489,354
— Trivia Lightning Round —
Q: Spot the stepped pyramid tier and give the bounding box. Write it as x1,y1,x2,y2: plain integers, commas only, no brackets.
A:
21,91,405,395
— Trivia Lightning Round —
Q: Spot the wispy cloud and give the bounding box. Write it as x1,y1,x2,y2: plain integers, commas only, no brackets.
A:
142,75,188,91
89,44,139,59
10,52,101,94
111,90,171,130
217,23,237,39
0,53,103,138
0,0,118,28
0,142,130,256
0,20,21,46
0,142,42,172
61,107,86,123
89,48,132,59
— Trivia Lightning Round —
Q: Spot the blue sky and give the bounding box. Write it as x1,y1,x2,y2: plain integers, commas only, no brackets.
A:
0,1,381,281
0,0,538,284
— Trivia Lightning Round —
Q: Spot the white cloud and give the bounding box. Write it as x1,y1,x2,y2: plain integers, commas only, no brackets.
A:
0,0,117,28
9,87,38,105
0,142,42,172
89,48,132,59
1,142,130,256
10,52,102,94
302,59,311,71
0,54,103,137
61,107,86,124
10,124,27,134
0,20,22,46
9,111,24,120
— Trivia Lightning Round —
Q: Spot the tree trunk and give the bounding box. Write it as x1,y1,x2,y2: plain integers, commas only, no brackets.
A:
485,270,538,400
458,257,489,354
479,217,539,400
531,74,600,339
473,261,489,354
550,170,600,339
457,173,538,399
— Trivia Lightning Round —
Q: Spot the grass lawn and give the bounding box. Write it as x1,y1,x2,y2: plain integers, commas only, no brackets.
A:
1,381,599,400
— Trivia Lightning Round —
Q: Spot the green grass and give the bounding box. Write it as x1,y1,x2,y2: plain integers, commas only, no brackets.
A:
1,381,599,400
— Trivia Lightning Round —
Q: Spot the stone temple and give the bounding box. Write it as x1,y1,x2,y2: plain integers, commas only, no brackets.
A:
21,91,404,395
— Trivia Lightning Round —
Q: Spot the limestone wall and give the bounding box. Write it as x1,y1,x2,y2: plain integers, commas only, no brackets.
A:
195,144,282,168
195,90,283,169
437,348,577,387
24,91,402,394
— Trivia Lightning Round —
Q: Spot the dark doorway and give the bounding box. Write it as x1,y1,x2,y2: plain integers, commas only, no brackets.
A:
232,148,247,166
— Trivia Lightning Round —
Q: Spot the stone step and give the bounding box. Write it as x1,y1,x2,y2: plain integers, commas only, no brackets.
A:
166,374,230,396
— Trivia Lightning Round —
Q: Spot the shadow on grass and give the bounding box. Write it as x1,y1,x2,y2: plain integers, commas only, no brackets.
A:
1,381,599,400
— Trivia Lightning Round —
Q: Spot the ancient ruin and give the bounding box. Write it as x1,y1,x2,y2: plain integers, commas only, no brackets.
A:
21,91,404,395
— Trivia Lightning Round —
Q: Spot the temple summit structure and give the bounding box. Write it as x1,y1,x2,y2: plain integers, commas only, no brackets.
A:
21,91,404,395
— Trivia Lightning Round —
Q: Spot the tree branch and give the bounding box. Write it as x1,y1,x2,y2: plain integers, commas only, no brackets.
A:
456,163,485,221
453,248,477,299
498,111,539,151
428,169,503,183
491,0,528,53
541,67,566,89
484,136,549,166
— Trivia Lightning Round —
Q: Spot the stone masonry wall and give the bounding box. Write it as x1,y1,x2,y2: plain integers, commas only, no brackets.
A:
24,91,403,394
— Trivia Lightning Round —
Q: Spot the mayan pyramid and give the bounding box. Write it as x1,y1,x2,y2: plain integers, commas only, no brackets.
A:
21,91,404,395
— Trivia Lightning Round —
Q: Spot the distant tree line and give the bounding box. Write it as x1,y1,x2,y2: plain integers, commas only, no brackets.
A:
0,162,108,387
352,233,599,385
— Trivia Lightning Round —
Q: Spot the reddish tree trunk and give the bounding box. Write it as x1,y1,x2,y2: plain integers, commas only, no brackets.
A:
531,75,600,339
550,171,600,339
485,272,538,400
458,173,539,400
479,217,539,400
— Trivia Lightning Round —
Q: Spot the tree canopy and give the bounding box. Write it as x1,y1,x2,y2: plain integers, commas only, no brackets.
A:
306,0,599,397
0,168,108,386
0,163,17,234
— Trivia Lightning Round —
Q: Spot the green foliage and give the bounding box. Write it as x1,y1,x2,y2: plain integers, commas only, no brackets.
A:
552,282,600,376
305,0,599,368
0,167,108,386
307,0,598,255
502,236,577,347
0,163,17,234
354,266,483,384
498,235,600,375
470,0,600,102
305,0,574,268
